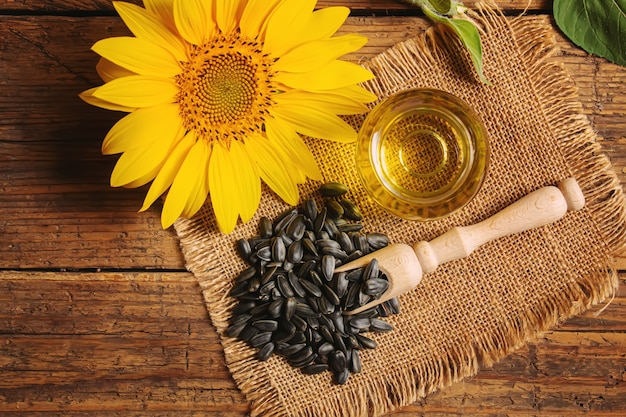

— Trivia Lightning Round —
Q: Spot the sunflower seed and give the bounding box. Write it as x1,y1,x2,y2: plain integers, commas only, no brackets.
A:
296,303,319,318
300,279,322,297
339,198,362,221
260,264,278,285
260,216,273,238
337,222,363,233
302,363,328,375
287,240,304,263
232,301,256,315
284,297,297,321
335,368,349,385
276,274,294,298
355,333,377,349
267,298,283,318
334,272,349,298
234,266,257,284
308,270,324,287
271,237,286,263
326,200,344,219
253,319,278,332
370,318,393,333
239,325,258,343
321,255,335,281
258,342,275,361
313,207,327,234
280,342,307,357
236,239,252,261
226,321,247,338
322,219,339,238
286,214,306,240
250,332,273,348
288,271,306,298
367,232,389,250
349,349,362,373
363,278,389,296
303,199,318,222
320,182,349,197
336,232,354,253
329,350,346,374
257,246,271,261
354,234,370,254
322,284,341,306
273,208,298,233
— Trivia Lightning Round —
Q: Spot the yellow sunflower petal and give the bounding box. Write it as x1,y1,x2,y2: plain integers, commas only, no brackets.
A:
140,130,196,212
215,0,245,35
264,3,353,56
274,89,369,115
173,0,215,46
263,0,316,56
239,0,282,39
102,103,183,155
113,1,187,62
275,60,375,91
93,75,178,108
271,103,357,143
94,75,178,107
209,142,239,234
161,139,210,228
245,135,299,206
332,84,378,104
96,58,136,83
123,162,163,188
274,34,367,73
143,0,178,33
110,121,182,188
79,87,137,112
307,6,351,39
92,37,182,78
229,139,261,223
180,142,212,219
264,116,322,181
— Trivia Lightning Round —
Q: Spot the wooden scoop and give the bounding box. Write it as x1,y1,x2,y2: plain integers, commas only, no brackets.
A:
337,178,586,315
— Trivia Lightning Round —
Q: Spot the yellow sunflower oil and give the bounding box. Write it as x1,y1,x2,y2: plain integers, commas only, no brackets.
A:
356,88,489,220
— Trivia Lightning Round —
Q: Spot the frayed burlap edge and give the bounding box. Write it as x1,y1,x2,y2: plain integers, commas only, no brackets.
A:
174,4,626,417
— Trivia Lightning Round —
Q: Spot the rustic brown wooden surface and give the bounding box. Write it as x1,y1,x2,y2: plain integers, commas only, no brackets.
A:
1,0,625,415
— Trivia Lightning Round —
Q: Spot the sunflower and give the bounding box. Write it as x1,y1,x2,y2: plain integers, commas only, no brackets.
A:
80,0,376,233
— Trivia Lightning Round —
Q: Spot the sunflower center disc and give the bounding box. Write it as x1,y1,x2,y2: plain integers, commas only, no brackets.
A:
177,35,275,143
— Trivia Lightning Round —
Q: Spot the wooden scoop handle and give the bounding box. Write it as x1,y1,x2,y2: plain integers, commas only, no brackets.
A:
414,178,585,273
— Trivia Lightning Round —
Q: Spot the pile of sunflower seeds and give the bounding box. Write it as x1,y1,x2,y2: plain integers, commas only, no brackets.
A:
226,182,400,385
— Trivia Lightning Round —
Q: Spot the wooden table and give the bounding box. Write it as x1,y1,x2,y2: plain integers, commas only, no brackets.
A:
1,1,625,415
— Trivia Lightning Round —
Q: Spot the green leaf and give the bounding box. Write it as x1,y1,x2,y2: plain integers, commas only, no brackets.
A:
554,0,626,67
421,6,490,84
425,0,452,15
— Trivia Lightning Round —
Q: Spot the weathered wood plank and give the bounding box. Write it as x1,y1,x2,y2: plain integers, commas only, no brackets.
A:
0,272,624,415
0,0,551,13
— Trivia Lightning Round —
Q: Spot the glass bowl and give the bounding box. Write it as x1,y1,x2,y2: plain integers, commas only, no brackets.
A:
356,88,489,221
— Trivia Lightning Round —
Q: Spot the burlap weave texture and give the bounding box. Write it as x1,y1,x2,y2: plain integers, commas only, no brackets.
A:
175,7,626,417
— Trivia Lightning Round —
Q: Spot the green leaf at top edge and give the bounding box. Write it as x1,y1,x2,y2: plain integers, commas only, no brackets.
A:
553,0,626,67
425,0,452,15
422,6,490,84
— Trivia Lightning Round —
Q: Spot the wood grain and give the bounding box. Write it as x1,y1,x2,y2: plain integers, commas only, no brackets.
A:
0,271,624,415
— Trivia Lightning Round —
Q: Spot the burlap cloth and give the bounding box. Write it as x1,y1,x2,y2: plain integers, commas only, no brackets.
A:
174,6,626,417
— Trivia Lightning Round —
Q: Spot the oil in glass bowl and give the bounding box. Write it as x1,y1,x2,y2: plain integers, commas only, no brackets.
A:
356,88,489,220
